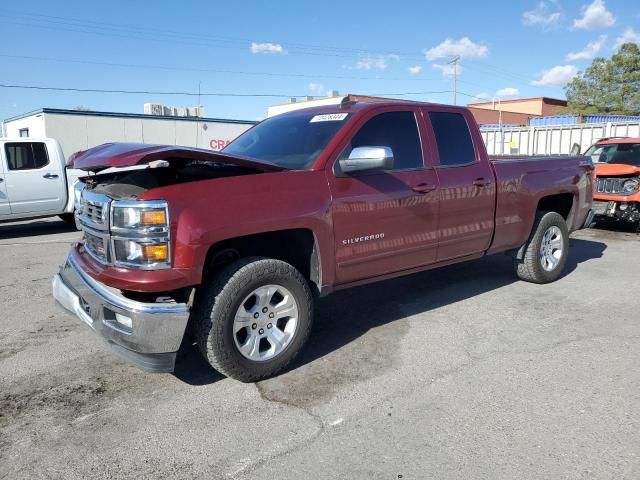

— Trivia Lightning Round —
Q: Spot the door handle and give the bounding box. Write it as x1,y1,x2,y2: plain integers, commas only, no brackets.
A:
412,183,437,194
43,173,59,179
0,178,3,183
472,177,491,187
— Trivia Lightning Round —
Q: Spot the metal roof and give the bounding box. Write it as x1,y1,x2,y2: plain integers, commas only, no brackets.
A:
4,108,257,125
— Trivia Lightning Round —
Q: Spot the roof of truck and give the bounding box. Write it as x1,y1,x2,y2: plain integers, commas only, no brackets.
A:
595,137,640,145
274,96,464,117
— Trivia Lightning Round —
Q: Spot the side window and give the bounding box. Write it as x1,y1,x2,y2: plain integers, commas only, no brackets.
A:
341,111,423,170
429,112,477,167
5,142,49,171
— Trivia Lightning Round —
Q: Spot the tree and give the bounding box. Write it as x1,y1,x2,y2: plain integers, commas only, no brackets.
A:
565,43,640,116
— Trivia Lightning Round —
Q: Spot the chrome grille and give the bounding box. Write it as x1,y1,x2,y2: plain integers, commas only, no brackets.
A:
595,177,628,194
84,229,109,263
78,190,110,231
84,202,104,224
78,190,111,264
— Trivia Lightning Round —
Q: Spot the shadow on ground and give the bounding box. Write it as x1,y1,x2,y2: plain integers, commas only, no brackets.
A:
590,218,640,234
0,219,77,240
173,237,606,386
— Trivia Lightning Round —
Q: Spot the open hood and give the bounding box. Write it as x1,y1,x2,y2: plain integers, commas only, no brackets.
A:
68,143,285,173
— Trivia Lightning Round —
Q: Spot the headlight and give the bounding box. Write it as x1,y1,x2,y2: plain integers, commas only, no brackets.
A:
622,178,639,193
111,201,169,233
110,200,170,269
112,238,170,268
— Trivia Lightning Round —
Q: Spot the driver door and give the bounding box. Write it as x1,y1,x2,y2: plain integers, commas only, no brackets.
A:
327,108,440,285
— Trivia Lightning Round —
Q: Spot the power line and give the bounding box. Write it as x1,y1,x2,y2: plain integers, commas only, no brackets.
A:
0,83,299,97
0,53,445,83
0,82,491,102
0,9,538,88
0,9,408,58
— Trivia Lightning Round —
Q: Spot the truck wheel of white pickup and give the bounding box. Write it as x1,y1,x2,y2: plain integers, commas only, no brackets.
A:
514,211,569,284
192,256,314,382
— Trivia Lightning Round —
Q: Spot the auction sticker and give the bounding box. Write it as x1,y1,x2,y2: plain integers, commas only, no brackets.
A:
310,113,349,123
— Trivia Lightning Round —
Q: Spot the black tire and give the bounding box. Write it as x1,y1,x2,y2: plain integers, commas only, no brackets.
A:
192,257,313,382
58,213,76,226
514,211,569,284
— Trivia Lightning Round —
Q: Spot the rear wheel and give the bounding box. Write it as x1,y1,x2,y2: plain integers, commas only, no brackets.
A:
514,211,569,284
193,257,313,382
58,213,75,225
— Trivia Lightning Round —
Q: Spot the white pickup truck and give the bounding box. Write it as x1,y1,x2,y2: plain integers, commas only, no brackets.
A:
0,138,83,225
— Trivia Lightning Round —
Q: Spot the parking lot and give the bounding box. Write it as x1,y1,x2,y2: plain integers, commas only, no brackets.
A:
0,218,638,479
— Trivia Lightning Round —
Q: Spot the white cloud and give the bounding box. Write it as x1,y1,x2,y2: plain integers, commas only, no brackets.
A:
614,28,640,48
475,92,490,100
432,63,463,77
308,82,324,95
532,65,579,86
353,54,399,70
496,87,520,97
408,65,423,75
250,42,287,54
424,37,488,61
567,35,607,60
573,0,615,30
523,2,561,28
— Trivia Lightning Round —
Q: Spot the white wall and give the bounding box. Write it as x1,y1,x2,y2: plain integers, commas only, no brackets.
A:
5,112,255,159
3,114,46,138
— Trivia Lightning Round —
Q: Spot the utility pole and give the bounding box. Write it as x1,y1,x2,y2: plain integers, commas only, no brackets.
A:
448,56,460,105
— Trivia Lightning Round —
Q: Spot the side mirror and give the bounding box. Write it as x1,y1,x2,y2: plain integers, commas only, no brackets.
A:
338,146,394,174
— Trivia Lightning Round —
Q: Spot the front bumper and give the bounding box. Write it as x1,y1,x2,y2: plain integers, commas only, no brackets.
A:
52,251,190,372
593,200,640,222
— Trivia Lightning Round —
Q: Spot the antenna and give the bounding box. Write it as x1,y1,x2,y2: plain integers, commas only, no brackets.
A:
447,56,460,105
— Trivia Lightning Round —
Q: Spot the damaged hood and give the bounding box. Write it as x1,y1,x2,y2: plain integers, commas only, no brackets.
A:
595,163,640,176
68,143,285,172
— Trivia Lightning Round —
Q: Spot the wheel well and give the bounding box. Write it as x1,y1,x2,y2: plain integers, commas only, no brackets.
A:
537,193,574,219
204,229,321,293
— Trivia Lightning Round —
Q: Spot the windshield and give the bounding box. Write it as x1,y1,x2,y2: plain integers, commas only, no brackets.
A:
585,143,640,167
223,112,350,170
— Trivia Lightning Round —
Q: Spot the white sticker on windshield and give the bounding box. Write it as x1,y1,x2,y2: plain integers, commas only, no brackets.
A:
310,113,349,123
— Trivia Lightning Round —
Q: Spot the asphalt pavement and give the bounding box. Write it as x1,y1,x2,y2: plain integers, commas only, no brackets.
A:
0,218,638,479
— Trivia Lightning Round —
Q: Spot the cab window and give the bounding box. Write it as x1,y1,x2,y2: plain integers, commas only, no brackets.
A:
5,142,49,170
339,111,423,170
429,112,477,167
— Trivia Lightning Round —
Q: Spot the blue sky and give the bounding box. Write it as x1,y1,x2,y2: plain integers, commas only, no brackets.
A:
1,0,638,122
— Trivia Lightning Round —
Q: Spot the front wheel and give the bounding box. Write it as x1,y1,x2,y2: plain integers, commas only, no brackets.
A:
514,211,569,284
193,257,313,382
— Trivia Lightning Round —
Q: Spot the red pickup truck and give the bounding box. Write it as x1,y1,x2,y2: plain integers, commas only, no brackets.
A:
52,98,594,381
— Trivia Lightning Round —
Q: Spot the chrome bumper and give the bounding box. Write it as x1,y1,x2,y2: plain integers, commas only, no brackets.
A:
52,253,190,372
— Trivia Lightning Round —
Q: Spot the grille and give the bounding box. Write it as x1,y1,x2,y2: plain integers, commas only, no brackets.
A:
84,230,109,262
78,190,109,230
596,177,628,195
83,201,104,224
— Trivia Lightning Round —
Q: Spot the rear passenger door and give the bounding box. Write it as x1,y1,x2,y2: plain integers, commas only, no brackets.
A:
328,108,440,284
424,109,496,261
3,141,67,215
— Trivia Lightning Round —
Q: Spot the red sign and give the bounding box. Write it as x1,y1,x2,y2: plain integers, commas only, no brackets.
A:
209,139,231,150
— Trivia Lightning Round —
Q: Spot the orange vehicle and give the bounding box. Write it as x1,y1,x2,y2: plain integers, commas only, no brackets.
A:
585,137,640,225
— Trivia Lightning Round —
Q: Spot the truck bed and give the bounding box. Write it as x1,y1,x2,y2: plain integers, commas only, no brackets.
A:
488,154,593,254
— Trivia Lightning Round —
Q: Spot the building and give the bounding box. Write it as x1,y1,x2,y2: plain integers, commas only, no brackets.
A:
2,108,256,159
468,97,568,116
